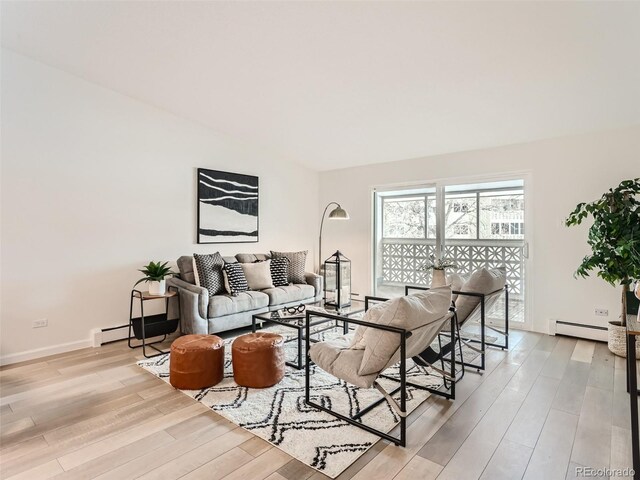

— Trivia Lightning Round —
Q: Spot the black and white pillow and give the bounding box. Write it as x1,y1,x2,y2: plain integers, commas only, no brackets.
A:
270,250,307,284
193,252,225,296
270,257,290,287
222,263,249,295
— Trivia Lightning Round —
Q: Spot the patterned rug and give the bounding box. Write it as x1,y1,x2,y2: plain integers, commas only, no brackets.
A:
138,325,475,478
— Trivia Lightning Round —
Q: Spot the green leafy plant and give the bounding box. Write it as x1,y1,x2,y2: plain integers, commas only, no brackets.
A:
422,254,457,271
134,261,177,287
565,178,640,326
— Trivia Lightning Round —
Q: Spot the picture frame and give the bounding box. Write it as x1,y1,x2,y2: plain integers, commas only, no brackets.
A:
197,168,259,244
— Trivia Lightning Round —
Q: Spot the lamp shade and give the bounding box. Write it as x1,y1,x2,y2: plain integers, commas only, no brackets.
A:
328,206,349,220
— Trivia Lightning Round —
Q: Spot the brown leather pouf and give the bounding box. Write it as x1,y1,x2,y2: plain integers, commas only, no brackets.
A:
170,334,225,390
232,332,285,388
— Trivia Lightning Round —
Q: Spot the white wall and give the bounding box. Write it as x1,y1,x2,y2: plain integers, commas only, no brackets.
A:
319,127,640,334
0,51,319,363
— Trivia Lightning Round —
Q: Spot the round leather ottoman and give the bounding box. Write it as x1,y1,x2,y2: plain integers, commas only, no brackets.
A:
232,332,285,388
170,334,225,390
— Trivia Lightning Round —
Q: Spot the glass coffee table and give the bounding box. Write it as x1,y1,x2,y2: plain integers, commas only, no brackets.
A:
251,300,365,369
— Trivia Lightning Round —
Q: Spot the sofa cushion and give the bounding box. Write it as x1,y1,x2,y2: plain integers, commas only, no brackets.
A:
270,250,307,284
177,256,196,285
262,284,315,306
208,291,269,318
240,260,274,291
236,253,270,263
193,252,225,295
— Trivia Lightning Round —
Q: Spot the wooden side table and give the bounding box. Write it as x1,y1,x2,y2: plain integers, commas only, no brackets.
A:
128,288,180,358
626,314,640,480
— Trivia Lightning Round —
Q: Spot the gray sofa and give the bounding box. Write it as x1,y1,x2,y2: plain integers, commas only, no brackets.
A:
168,253,323,335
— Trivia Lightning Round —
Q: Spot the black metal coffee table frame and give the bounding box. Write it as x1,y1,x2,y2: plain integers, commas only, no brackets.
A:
251,310,351,369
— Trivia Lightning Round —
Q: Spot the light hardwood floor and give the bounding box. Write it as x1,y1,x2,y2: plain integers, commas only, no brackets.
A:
1,330,637,480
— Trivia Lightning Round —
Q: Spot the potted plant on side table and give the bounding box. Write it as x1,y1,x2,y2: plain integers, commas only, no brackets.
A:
134,261,177,296
566,178,640,357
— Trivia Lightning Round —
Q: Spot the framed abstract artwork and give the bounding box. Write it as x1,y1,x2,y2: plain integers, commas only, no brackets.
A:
197,168,259,244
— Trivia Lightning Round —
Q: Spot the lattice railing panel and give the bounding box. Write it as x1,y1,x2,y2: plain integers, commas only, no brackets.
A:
381,240,523,295
381,242,436,286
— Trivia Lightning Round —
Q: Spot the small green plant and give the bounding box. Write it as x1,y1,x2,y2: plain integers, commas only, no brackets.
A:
422,254,457,271
566,178,640,325
134,261,177,287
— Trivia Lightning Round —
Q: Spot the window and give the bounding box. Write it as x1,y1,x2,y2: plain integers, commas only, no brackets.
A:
444,194,476,239
380,192,438,239
382,196,425,238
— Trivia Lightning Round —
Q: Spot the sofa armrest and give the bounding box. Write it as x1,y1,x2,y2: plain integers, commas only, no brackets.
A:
305,272,323,299
167,277,209,334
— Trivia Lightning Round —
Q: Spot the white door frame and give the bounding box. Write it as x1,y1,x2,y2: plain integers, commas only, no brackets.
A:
370,170,534,331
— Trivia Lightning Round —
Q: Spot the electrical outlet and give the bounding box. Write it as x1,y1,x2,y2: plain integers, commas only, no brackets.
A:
32,318,48,328
595,308,609,317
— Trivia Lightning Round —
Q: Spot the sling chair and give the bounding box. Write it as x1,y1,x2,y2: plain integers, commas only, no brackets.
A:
304,286,455,447
406,266,509,373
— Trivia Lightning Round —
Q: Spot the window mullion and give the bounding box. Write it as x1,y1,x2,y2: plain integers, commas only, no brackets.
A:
436,186,445,258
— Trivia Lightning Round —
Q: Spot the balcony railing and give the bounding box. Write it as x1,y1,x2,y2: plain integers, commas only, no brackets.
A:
379,238,524,296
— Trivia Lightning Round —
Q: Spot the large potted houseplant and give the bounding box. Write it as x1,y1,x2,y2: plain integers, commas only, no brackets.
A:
566,178,640,357
134,261,177,296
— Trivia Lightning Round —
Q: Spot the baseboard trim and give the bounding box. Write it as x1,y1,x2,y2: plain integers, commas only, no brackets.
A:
0,339,93,366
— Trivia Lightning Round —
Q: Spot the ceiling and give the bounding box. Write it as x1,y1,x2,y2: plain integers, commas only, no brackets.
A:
2,1,639,171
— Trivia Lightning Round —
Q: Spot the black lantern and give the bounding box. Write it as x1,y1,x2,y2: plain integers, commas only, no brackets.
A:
323,250,351,309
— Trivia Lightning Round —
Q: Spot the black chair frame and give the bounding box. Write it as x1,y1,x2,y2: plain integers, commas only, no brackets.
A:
304,297,456,448
405,284,510,372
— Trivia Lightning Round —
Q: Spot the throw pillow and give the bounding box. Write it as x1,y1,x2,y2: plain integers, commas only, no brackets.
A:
270,250,307,284
350,299,390,350
222,263,249,296
241,260,274,291
270,257,290,287
192,253,225,296
357,286,452,376
454,267,506,322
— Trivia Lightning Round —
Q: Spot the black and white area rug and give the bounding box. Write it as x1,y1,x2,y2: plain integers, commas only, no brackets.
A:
138,326,468,478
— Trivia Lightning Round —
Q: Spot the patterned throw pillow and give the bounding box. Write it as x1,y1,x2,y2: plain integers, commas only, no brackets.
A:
222,263,249,295
193,253,225,296
270,257,290,287
270,250,307,284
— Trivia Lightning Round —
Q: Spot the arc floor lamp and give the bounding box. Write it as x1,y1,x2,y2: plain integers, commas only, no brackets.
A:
318,202,350,273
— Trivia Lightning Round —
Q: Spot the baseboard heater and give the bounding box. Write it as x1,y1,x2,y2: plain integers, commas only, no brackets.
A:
551,319,608,342
92,324,130,346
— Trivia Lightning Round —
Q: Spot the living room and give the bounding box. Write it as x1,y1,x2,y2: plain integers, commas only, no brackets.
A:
1,2,639,480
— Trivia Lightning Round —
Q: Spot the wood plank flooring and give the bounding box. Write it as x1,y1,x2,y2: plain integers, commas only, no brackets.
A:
1,330,638,480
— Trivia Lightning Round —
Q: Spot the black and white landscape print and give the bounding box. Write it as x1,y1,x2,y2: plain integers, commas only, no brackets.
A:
197,169,259,243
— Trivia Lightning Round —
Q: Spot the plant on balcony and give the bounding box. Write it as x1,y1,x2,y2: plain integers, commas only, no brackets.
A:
565,178,640,356
422,254,457,287
422,254,457,271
